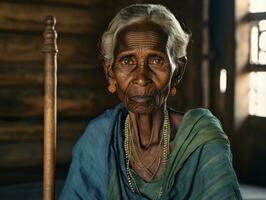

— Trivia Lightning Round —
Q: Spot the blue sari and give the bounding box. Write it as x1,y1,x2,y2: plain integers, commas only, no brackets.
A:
59,104,242,200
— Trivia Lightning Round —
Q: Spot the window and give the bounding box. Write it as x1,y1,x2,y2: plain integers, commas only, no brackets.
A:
250,20,266,64
248,0,266,117
249,0,266,13
249,72,266,117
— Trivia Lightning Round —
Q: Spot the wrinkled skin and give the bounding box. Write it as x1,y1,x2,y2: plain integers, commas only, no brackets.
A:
103,21,186,182
113,23,171,114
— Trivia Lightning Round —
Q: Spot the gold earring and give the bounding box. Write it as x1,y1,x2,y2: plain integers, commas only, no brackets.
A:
108,84,116,93
170,87,176,96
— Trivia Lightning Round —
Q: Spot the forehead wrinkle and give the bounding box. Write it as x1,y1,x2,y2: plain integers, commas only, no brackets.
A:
115,22,168,54
116,49,167,60
125,32,163,49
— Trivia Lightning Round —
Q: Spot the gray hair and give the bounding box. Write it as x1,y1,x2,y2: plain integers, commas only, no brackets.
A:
101,4,190,65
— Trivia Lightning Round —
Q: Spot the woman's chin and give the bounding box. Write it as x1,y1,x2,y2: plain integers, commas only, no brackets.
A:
125,102,158,114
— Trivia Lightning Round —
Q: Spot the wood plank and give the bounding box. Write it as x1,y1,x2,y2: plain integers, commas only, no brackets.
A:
0,33,99,63
3,0,174,7
0,120,86,141
0,2,114,34
0,88,119,117
246,12,266,21
7,0,116,6
247,64,266,72
43,0,110,6
0,140,74,168
0,64,106,87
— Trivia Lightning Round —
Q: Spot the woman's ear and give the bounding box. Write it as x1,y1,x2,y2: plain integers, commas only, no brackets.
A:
102,59,116,85
172,56,187,86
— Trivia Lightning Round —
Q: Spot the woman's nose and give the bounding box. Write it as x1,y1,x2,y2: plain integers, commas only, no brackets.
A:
133,62,151,86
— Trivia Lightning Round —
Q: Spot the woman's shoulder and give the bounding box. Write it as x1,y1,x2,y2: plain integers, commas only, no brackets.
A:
73,104,124,153
168,107,222,139
169,107,222,131
184,108,223,129
168,107,213,122
185,107,213,118
83,104,124,134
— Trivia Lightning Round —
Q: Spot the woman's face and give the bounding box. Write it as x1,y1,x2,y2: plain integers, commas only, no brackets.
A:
107,22,177,114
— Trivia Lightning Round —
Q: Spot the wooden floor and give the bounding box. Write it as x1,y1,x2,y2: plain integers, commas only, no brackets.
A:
240,184,266,200
0,180,64,200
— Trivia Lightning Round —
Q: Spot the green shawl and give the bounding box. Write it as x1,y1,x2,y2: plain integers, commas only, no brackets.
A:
59,104,242,200
108,107,242,200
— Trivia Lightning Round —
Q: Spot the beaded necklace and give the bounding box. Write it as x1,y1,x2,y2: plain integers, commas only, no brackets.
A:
124,110,170,199
129,117,163,179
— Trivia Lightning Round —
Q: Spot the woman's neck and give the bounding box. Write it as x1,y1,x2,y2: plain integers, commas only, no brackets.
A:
128,105,166,150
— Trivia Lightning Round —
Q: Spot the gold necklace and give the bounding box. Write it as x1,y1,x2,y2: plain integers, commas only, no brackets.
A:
124,110,170,199
129,118,163,179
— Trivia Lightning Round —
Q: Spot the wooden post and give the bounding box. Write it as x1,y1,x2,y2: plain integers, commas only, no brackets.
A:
43,16,58,200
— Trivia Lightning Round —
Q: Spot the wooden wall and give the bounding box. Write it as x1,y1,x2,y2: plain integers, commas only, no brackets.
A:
0,0,206,184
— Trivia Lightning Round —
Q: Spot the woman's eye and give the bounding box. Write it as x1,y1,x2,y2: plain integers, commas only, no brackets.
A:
121,57,135,65
149,56,164,65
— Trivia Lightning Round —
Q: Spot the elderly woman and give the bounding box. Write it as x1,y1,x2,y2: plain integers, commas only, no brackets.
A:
59,4,242,200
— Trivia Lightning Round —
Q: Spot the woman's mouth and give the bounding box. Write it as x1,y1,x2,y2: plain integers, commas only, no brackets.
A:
129,95,153,103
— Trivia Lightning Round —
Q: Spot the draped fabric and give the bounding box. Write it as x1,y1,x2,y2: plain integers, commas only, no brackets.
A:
59,104,242,200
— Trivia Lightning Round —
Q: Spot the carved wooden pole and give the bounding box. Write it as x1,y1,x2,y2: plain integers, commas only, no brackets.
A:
43,16,58,200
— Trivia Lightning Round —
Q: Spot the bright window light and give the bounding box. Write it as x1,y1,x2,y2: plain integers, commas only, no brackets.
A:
250,26,259,63
249,72,266,117
259,31,266,51
250,21,266,64
219,69,227,93
259,20,266,31
250,0,266,13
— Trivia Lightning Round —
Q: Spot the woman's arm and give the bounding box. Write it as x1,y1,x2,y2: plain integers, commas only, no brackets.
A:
192,141,242,200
